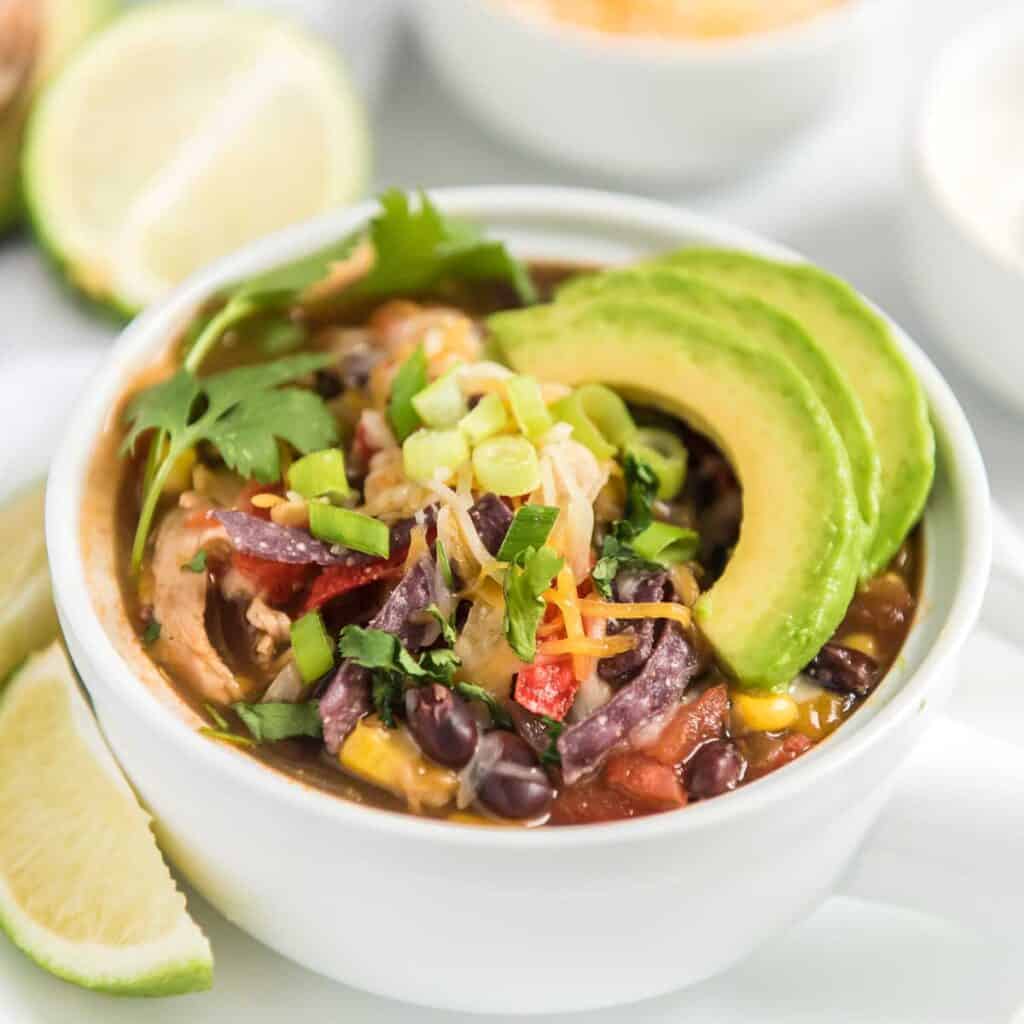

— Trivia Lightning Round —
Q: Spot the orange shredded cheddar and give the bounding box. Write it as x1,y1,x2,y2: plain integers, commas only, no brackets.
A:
538,635,637,658
403,525,429,571
547,567,590,680
573,599,693,628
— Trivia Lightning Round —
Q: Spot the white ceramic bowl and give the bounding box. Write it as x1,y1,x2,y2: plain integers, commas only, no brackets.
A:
907,5,1024,412
48,188,993,1014
413,1,890,181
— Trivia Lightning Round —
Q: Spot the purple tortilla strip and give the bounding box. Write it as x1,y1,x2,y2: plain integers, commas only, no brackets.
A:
558,625,698,785
468,493,513,556
598,570,671,684
213,510,348,566
319,554,450,752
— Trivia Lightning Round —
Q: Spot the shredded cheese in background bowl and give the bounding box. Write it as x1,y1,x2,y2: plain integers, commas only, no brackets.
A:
503,0,848,40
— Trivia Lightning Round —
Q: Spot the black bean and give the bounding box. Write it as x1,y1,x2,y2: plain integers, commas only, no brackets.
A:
313,368,343,399
805,643,880,697
685,739,746,800
477,732,554,819
406,685,478,769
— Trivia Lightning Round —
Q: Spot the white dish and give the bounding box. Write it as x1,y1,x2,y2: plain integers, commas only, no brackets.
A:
47,187,993,1014
907,4,1024,411
412,1,891,181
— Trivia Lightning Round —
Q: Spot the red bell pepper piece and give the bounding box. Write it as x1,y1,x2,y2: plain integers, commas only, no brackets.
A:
514,657,578,721
303,551,408,612
231,553,313,606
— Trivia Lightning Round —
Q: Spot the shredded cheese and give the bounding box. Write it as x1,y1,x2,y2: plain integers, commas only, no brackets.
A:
548,566,588,681
571,598,693,629
428,478,494,570
538,634,637,658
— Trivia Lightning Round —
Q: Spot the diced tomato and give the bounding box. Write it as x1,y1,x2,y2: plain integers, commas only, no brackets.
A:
641,684,729,767
744,733,814,781
605,752,687,810
303,552,407,612
231,553,313,606
514,657,578,721
548,777,653,825
184,507,218,529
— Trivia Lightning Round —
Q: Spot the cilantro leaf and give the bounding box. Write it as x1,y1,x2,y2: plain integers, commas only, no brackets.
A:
454,683,512,729
539,715,564,766
234,701,323,742
142,619,161,646
122,352,337,570
623,452,659,533
371,676,404,729
425,604,457,647
336,190,537,308
338,625,462,684
502,546,564,662
182,549,208,573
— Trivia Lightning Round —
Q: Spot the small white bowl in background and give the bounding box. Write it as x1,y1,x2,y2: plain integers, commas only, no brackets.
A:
907,4,1024,413
412,0,892,182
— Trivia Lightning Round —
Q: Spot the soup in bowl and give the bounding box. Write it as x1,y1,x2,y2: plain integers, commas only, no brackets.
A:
48,188,988,1012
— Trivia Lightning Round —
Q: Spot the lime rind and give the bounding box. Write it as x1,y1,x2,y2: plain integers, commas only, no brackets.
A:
0,644,213,995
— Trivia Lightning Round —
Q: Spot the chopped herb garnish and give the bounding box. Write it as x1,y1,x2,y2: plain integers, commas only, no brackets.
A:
388,345,428,442
182,549,208,573
204,702,229,731
371,675,404,728
496,505,560,562
142,619,161,646
455,683,512,729
199,727,255,748
539,715,564,766
425,603,457,646
623,452,659,533
122,353,338,570
436,539,455,589
234,701,323,743
502,546,565,662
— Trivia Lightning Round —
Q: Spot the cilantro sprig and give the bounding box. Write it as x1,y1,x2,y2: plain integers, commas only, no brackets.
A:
122,353,338,569
234,701,323,743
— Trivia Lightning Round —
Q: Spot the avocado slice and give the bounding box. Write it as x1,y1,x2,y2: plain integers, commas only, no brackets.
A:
555,266,881,561
656,249,934,576
489,300,862,690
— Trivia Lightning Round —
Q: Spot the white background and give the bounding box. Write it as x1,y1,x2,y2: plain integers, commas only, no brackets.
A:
2,0,1023,1020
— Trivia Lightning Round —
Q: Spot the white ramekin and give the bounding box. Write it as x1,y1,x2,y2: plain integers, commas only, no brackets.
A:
906,4,1024,413
412,1,892,181
48,188,992,1014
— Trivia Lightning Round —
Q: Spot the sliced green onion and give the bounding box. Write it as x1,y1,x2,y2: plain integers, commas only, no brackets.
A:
472,435,541,496
632,522,700,566
625,427,688,500
388,345,428,442
402,428,470,485
412,368,468,428
497,505,560,562
287,448,350,502
553,384,637,460
309,504,390,557
290,611,335,684
506,375,552,440
458,392,508,445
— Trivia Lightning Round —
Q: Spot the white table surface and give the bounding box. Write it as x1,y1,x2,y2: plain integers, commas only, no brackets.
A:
3,1,1023,1020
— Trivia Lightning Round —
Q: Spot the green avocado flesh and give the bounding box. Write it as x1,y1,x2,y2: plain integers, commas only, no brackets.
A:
557,266,881,562
656,249,934,576
489,300,863,690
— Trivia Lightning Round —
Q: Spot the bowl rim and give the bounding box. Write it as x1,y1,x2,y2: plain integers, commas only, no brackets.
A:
914,3,1024,279
47,185,992,850
429,0,889,62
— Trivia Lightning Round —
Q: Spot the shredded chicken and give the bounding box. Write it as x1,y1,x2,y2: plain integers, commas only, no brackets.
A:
246,597,292,667
150,507,242,704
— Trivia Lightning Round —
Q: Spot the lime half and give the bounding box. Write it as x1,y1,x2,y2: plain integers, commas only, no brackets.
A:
0,481,58,682
23,0,370,315
0,0,117,231
0,643,213,994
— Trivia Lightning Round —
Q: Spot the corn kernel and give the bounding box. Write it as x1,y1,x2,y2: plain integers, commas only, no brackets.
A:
270,499,309,529
340,718,458,811
840,632,878,659
250,493,284,509
793,692,848,741
164,447,197,494
733,692,799,733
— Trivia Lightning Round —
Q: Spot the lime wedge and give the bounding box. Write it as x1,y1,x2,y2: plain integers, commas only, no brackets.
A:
0,0,117,231
23,1,370,315
0,643,213,994
0,481,59,682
